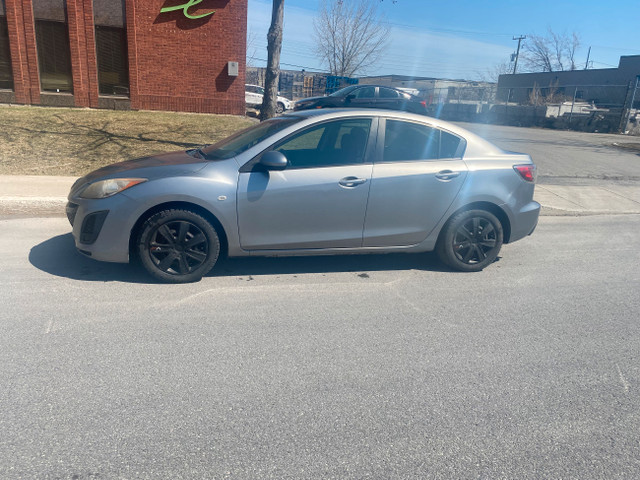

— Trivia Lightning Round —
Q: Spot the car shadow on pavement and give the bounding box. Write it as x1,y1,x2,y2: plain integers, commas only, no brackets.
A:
29,233,151,283
29,233,453,283
210,251,451,277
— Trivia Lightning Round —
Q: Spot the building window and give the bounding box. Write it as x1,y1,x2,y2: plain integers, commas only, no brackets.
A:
0,0,13,90
93,0,129,96
33,0,73,93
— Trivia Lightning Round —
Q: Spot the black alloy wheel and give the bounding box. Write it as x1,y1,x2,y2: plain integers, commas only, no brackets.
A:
437,209,503,272
137,209,220,283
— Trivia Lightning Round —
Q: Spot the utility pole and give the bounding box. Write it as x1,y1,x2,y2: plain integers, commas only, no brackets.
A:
512,35,526,74
584,46,591,70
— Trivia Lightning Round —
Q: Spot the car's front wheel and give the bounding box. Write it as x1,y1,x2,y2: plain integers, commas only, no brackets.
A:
436,209,503,272
137,209,220,283
276,102,285,114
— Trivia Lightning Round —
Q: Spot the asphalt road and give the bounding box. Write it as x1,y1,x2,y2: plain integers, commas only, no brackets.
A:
2,214,640,479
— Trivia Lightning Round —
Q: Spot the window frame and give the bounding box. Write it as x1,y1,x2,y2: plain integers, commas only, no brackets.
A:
240,116,378,172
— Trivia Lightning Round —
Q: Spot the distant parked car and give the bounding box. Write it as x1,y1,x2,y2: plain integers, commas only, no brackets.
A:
245,84,292,114
294,85,427,114
66,108,539,283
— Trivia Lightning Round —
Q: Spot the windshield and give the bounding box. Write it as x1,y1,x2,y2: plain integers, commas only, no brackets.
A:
201,117,303,160
329,85,358,97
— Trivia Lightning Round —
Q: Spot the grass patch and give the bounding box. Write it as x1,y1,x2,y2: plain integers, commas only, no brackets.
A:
0,105,255,176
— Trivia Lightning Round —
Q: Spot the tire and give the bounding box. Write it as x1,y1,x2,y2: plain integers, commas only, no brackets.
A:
137,209,220,283
276,102,285,114
436,209,503,272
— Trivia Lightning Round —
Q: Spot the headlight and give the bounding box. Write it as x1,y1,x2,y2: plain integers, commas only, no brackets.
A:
79,178,147,199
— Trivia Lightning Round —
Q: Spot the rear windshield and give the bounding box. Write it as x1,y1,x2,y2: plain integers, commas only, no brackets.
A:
201,117,303,160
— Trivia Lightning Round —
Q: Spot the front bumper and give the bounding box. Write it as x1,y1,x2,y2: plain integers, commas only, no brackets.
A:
67,194,140,263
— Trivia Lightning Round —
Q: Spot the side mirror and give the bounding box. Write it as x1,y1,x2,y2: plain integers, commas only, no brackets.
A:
345,94,355,102
259,151,288,170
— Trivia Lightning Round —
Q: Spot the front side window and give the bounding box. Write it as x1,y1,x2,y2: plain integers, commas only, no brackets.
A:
93,0,129,96
33,0,73,93
275,118,372,169
383,119,464,162
0,0,13,90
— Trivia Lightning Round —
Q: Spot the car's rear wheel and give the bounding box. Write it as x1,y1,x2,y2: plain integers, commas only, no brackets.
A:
276,102,285,114
437,209,503,272
137,209,220,283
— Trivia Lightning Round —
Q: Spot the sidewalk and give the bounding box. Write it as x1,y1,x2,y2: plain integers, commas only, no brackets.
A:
1,175,640,216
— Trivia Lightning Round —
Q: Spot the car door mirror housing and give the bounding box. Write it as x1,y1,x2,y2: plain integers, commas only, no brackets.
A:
260,151,288,170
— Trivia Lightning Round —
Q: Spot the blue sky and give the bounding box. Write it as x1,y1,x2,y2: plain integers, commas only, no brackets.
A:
247,0,640,80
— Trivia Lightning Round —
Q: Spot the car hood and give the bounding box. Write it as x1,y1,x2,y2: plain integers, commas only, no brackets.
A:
70,150,209,195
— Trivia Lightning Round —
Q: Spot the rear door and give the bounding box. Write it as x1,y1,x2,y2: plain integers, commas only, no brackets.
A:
363,118,468,247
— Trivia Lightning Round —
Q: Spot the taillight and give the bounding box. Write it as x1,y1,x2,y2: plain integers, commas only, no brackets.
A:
514,165,536,182
420,100,427,107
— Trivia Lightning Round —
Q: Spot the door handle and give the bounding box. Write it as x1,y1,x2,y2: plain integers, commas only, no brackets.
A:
339,176,368,188
435,170,461,181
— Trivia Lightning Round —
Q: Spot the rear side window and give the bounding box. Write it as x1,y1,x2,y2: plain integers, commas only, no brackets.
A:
379,88,400,99
382,119,463,162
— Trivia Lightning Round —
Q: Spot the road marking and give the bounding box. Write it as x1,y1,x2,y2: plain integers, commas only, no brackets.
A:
616,363,630,392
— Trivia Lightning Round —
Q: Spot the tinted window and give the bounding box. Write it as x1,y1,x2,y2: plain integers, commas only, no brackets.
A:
275,118,372,169
93,1,128,96
379,88,400,99
383,120,463,161
440,130,463,158
33,0,73,93
329,85,358,97
0,0,12,90
353,86,375,99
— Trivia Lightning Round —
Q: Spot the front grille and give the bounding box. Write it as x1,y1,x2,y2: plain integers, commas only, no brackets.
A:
66,202,79,226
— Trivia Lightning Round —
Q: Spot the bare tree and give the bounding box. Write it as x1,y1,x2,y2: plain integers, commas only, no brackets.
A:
313,0,389,78
522,29,581,72
246,30,259,68
477,61,512,83
259,0,284,121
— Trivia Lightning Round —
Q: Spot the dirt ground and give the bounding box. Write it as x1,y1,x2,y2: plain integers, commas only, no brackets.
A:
0,105,254,176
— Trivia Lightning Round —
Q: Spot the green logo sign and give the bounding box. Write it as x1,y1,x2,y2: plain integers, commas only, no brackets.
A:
160,0,215,20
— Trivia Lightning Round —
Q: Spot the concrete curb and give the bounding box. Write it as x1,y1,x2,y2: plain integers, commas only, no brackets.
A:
1,175,640,217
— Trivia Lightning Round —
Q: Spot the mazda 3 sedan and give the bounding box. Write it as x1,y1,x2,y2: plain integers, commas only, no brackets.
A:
67,109,539,283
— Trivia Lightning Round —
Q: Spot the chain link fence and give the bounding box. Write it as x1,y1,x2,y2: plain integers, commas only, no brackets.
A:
422,82,639,134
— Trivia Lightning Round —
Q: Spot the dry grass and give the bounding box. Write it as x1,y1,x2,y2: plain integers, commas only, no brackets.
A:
0,105,255,176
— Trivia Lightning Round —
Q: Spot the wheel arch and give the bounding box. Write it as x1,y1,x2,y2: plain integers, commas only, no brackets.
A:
129,201,229,258
439,201,511,244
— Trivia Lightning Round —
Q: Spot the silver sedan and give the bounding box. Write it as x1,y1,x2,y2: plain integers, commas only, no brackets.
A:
66,109,540,282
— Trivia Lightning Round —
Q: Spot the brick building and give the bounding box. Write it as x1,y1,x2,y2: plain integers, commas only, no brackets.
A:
0,0,247,114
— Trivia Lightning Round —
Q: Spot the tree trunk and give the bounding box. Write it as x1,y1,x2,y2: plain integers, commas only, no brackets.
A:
259,0,285,121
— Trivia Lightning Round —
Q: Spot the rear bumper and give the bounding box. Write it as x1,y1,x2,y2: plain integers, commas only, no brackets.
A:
508,200,540,243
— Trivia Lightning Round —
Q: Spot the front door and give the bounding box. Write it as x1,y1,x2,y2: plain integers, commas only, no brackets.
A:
237,117,376,250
